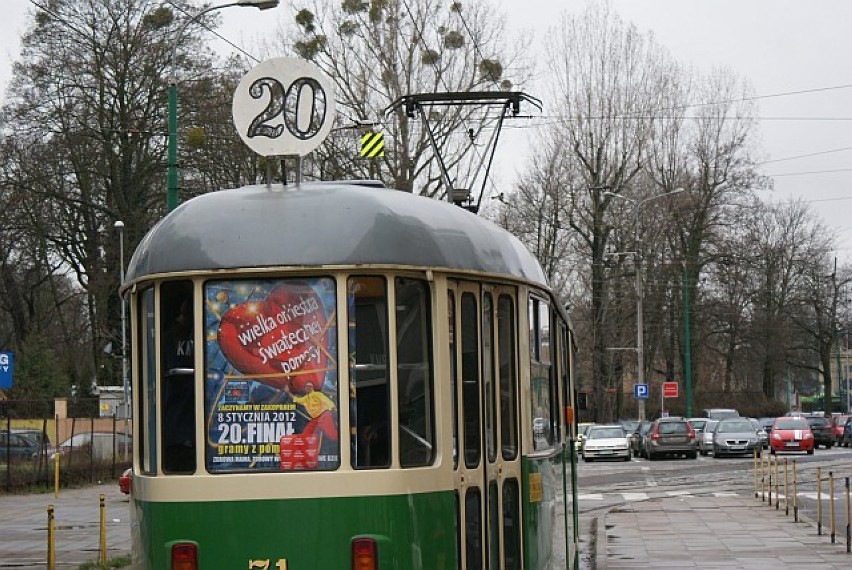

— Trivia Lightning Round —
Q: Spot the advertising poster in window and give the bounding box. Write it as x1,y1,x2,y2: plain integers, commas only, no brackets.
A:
204,278,339,472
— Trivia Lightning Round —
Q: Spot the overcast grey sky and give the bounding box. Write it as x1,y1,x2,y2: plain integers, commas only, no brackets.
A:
3,0,851,257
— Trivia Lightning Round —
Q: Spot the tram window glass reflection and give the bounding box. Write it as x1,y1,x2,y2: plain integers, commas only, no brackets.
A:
502,479,521,569
203,278,339,473
529,295,556,451
396,277,434,467
139,287,156,474
498,294,518,460
160,281,196,474
465,487,483,569
461,292,481,468
348,276,390,469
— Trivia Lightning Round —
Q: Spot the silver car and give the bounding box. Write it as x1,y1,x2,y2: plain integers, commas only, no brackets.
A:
698,419,719,456
712,418,762,458
748,417,769,449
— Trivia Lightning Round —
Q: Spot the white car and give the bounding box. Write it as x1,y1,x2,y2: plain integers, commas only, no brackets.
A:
582,425,631,462
698,419,719,456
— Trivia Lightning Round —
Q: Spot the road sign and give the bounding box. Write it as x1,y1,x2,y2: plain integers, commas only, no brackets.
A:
634,383,649,399
232,57,337,157
0,352,13,388
663,381,679,398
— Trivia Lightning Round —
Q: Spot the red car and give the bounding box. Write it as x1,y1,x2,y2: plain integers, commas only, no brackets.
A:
769,417,814,455
119,468,132,495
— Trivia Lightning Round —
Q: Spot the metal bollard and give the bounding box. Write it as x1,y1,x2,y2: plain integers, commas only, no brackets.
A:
761,455,766,502
768,456,773,505
846,477,851,554
47,504,55,570
793,460,799,523
817,467,822,535
99,493,107,566
830,471,836,544
753,449,758,498
784,458,789,515
774,457,780,510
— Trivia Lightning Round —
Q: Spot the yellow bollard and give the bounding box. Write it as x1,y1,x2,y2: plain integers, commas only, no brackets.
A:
793,460,799,523
830,471,836,544
99,493,107,566
768,456,773,505
47,504,55,570
817,467,822,535
784,458,789,516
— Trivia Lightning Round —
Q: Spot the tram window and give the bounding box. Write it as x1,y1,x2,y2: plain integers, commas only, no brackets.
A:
348,276,390,469
502,479,521,569
465,488,483,569
396,277,435,467
139,287,156,474
529,296,556,451
449,291,458,470
498,295,518,460
488,480,499,569
482,292,497,463
461,292,481,468
160,281,196,474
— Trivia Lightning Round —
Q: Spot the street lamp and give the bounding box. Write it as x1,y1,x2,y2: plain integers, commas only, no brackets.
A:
605,188,684,420
114,220,129,459
167,0,280,212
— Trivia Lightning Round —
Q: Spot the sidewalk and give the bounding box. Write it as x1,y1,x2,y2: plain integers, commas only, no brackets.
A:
0,483,132,568
597,492,852,569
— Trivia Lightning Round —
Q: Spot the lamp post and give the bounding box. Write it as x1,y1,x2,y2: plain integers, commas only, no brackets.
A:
166,0,280,212
114,220,129,460
605,189,684,421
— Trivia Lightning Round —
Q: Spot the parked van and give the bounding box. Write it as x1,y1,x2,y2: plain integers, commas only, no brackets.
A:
702,408,740,420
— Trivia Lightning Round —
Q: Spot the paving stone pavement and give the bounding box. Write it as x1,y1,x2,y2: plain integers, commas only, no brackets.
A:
0,482,131,568
597,493,852,569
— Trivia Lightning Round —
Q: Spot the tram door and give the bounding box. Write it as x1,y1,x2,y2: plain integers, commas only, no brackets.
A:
451,282,522,569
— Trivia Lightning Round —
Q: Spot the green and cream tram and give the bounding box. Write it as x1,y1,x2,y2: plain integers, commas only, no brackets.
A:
122,180,578,569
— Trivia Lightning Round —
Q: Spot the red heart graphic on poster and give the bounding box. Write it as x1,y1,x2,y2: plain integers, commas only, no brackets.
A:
217,282,328,390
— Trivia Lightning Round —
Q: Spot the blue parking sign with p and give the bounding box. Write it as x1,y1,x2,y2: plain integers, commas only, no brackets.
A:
634,383,649,399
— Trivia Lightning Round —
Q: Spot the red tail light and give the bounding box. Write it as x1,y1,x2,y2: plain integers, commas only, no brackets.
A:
171,543,198,570
650,425,660,440
352,537,378,570
687,424,695,440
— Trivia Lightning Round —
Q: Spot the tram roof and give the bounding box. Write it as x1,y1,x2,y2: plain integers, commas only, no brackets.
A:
124,181,548,287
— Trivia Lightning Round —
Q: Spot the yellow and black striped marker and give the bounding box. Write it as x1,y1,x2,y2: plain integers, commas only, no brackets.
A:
360,132,384,158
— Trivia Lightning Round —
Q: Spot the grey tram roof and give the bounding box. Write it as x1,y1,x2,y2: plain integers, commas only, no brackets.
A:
124,181,547,287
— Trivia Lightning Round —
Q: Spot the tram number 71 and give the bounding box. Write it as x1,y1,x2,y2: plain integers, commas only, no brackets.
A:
249,559,287,569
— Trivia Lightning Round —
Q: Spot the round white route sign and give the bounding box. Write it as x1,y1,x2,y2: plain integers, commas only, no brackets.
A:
232,57,336,157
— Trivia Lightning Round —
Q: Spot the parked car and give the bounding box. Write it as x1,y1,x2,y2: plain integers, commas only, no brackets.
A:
769,416,814,455
642,417,697,460
698,419,719,456
830,414,851,445
758,417,776,435
843,419,852,447
0,430,41,462
631,421,652,458
576,422,595,453
804,415,833,449
119,468,132,495
712,418,762,458
53,432,133,462
582,425,631,462
747,417,769,449
702,408,740,420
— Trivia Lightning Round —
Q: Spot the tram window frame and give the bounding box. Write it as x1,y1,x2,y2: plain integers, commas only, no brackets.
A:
449,291,459,470
348,276,391,469
529,295,557,451
159,281,196,474
395,277,435,468
482,292,497,463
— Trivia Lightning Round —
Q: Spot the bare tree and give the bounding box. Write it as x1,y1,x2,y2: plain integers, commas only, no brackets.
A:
288,0,529,196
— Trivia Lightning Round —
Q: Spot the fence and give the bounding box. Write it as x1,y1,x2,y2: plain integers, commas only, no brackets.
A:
753,452,852,554
1,398,131,493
